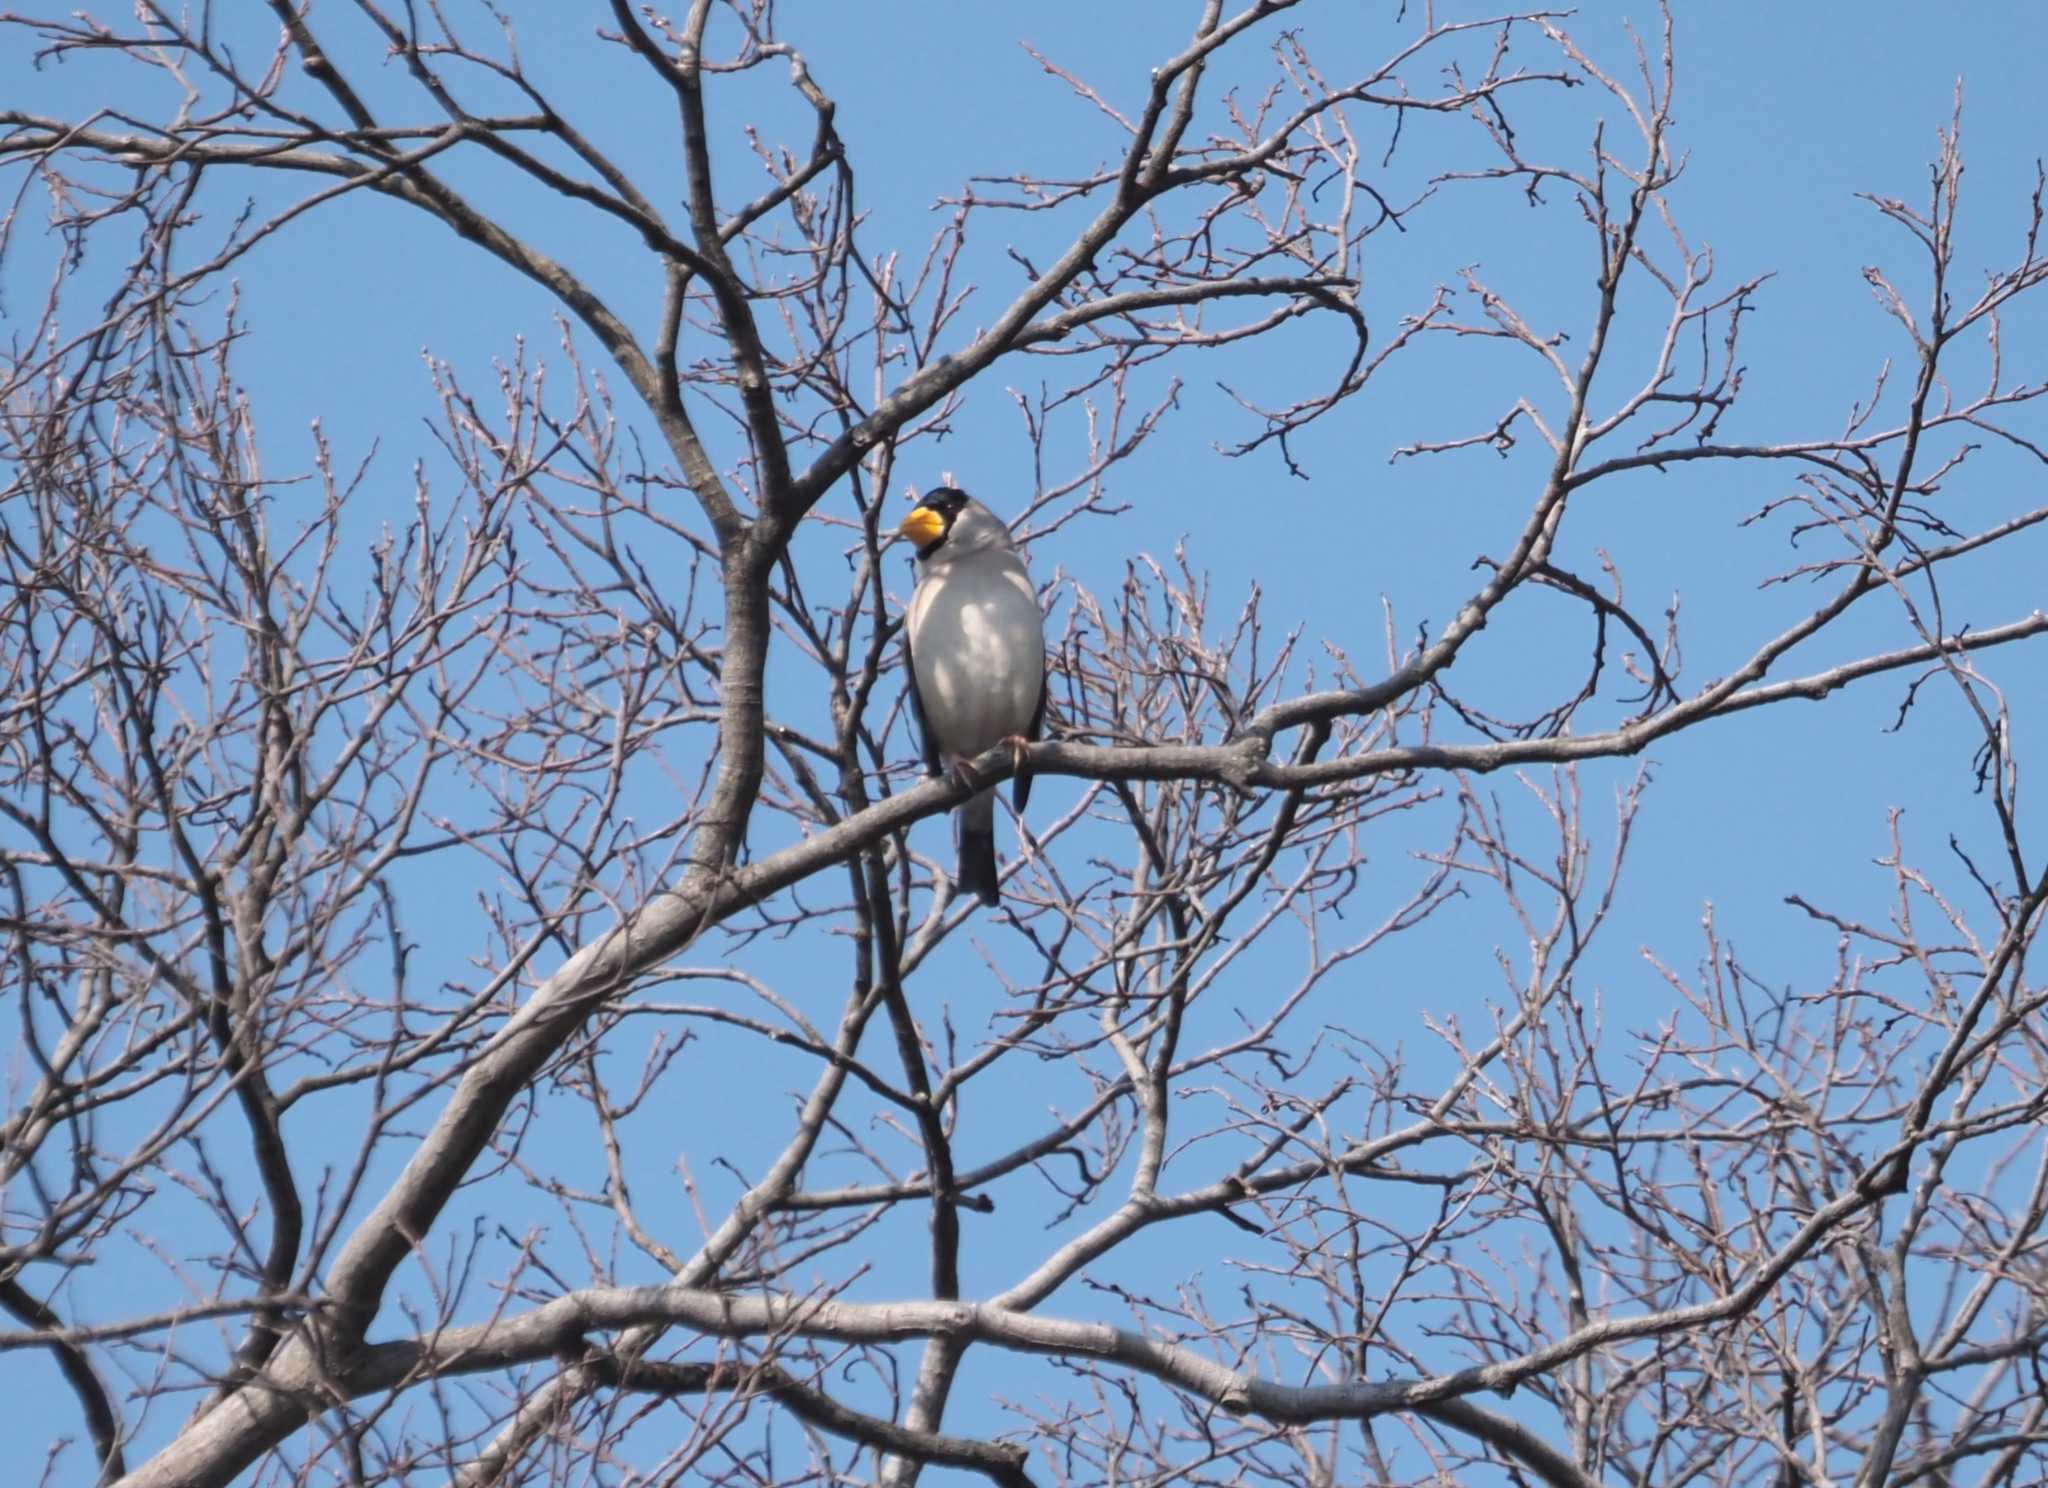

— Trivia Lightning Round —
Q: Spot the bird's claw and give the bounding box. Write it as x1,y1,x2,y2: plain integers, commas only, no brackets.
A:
944,739,1030,789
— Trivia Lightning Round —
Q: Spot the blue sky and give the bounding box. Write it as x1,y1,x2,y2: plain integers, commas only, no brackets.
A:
3,3,2045,1482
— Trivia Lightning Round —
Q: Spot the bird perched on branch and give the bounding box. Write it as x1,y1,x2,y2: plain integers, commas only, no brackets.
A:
899,487,1046,906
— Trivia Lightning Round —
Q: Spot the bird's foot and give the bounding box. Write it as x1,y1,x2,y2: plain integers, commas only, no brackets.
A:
945,755,985,790
999,734,1033,772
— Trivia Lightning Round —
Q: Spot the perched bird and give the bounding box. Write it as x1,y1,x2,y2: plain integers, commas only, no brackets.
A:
899,487,1046,905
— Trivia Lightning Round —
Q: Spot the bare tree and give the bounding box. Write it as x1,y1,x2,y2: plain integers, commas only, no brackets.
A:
2,4,2046,1487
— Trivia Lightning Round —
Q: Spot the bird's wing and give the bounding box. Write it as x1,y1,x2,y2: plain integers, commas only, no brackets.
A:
1014,660,1045,814
903,627,942,779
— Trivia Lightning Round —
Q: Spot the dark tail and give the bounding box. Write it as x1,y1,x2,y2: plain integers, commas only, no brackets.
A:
956,796,1001,906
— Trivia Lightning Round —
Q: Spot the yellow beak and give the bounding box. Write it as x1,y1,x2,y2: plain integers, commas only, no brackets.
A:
898,505,945,549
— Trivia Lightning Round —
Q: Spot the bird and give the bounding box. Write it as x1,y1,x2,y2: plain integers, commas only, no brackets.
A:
898,487,1046,906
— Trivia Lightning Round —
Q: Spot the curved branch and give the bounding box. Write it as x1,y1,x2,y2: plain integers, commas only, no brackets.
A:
580,1353,1036,1488
0,1279,124,1479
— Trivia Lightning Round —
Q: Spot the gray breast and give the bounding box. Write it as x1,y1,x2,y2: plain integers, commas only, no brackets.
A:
909,552,1044,757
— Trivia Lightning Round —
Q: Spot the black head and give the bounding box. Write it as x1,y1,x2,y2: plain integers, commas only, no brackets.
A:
921,487,971,521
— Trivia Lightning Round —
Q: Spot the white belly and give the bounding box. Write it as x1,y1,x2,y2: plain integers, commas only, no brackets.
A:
908,554,1044,758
